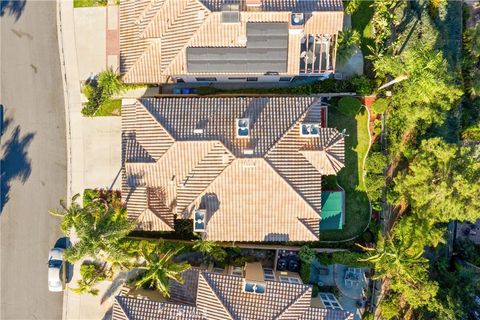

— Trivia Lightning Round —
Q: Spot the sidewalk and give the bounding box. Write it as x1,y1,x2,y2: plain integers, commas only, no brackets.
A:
57,0,123,319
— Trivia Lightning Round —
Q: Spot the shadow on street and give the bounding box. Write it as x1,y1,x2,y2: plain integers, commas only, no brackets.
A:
0,0,27,21
1,122,36,213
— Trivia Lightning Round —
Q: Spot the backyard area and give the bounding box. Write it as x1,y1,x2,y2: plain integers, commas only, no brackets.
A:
319,104,371,241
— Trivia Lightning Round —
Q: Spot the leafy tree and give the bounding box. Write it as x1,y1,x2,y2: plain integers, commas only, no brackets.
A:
49,193,135,263
192,240,227,263
71,263,107,296
467,23,480,58
336,29,361,64
299,246,316,265
135,243,191,298
364,173,384,201
365,152,387,174
394,138,480,224
374,46,462,151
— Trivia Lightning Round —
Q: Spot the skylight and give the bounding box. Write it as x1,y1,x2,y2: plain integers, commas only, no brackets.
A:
300,123,320,137
243,281,266,294
193,209,206,232
236,118,250,138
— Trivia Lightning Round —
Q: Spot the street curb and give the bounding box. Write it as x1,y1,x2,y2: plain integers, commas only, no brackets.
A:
55,1,72,319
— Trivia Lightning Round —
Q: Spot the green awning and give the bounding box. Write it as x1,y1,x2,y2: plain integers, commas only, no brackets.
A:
320,191,344,230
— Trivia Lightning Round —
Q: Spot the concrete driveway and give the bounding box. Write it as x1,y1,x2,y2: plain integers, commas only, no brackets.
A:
81,117,122,190
74,7,106,81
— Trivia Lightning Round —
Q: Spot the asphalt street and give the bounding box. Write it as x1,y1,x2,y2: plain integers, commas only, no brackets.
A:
0,1,67,319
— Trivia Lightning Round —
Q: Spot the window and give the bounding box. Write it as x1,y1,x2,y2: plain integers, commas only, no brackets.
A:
263,268,275,281
176,78,185,83
228,77,246,80
279,276,301,284
279,77,292,82
319,292,343,310
231,266,243,277
195,77,217,82
213,267,224,274
247,77,258,82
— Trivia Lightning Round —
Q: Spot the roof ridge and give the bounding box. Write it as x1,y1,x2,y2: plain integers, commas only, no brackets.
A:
198,273,235,319
297,217,320,240
274,285,313,319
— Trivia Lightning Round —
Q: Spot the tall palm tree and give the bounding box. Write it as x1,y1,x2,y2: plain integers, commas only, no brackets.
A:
358,231,427,285
135,243,191,298
49,192,136,264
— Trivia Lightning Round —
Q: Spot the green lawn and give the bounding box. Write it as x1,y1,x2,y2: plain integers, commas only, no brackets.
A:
73,0,107,8
95,99,121,116
319,106,371,241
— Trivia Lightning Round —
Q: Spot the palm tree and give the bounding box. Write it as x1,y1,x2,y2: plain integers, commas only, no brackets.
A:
97,68,125,97
135,243,191,298
336,29,361,64
358,232,427,285
192,240,227,263
49,192,136,264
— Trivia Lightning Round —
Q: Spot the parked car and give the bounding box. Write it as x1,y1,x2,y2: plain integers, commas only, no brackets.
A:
48,247,66,292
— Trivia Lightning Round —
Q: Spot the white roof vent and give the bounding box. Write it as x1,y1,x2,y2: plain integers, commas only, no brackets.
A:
300,123,320,137
193,209,206,232
194,128,204,134
236,118,250,138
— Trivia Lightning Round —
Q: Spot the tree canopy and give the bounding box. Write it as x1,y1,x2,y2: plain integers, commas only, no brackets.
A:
394,138,480,224
49,192,135,263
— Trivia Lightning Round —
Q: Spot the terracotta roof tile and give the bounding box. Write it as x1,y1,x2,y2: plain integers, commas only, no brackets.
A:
120,0,343,83
122,97,345,242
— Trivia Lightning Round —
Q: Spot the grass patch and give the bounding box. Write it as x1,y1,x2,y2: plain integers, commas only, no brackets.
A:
74,0,107,8
319,107,370,241
95,99,121,116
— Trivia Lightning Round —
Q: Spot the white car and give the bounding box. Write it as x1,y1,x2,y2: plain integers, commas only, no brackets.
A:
48,248,66,292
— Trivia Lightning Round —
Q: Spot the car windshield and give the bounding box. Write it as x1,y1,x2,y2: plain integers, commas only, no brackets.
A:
48,259,62,268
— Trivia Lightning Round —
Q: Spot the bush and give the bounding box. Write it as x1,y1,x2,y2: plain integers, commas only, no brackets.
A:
316,253,333,266
336,97,362,116
462,124,480,141
81,68,125,116
364,173,384,201
299,246,316,264
344,0,360,15
371,98,389,114
300,263,311,284
331,251,372,268
351,75,374,95
365,152,387,174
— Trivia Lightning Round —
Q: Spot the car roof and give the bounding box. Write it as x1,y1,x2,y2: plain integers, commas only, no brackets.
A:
49,248,64,260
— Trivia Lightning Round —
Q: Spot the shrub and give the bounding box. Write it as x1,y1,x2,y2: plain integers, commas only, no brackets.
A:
331,251,372,268
351,75,374,96
316,253,333,266
365,152,387,174
364,173,384,201
462,124,480,141
299,246,316,264
371,98,389,114
300,263,311,284
344,0,360,15
336,97,362,116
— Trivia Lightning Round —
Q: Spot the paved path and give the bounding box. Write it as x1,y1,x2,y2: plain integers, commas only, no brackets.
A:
0,1,66,319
